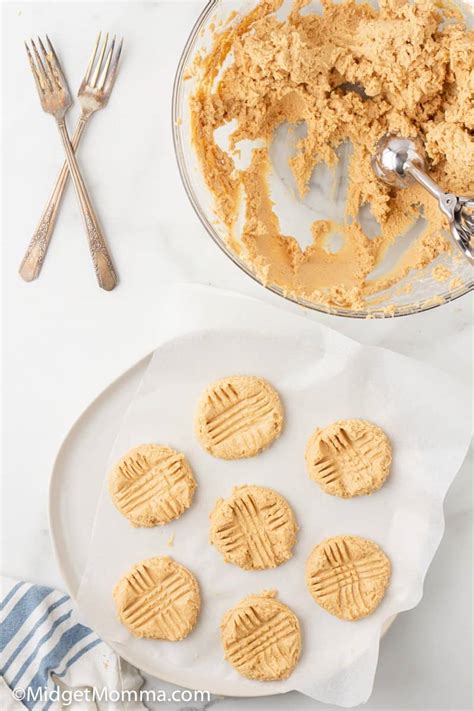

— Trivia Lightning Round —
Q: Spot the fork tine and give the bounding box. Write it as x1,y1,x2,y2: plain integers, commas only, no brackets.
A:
31,38,52,91
104,37,123,94
90,32,109,87
25,41,45,94
37,36,47,57
37,35,61,90
83,32,102,85
45,35,68,87
96,36,115,90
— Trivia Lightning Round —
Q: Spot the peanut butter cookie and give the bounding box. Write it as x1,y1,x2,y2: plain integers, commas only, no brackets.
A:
195,375,283,459
113,556,200,640
305,419,392,498
109,444,196,527
221,590,301,680
210,485,297,570
306,535,391,621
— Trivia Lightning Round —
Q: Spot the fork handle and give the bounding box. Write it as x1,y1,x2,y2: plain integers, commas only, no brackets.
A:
56,119,118,291
19,116,89,282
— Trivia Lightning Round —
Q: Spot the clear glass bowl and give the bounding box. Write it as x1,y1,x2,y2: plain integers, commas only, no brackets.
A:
172,0,473,318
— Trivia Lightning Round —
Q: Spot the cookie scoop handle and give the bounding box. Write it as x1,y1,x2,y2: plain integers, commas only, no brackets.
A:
406,163,474,265
372,135,474,264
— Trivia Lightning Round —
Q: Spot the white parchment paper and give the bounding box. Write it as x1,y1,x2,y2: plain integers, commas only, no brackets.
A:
76,285,471,706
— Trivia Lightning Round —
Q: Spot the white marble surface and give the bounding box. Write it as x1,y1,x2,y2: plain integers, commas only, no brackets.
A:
1,1,472,709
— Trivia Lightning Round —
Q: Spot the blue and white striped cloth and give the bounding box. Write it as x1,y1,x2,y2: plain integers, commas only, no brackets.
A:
0,578,144,711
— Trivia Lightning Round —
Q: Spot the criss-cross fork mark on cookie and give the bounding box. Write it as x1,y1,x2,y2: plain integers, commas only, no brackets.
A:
226,607,298,673
126,562,155,595
310,540,387,615
123,564,193,638
313,425,383,486
215,492,282,568
205,383,275,449
119,452,150,480
260,500,290,533
116,453,188,516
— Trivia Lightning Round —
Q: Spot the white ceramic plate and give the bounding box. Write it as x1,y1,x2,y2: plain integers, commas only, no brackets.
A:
49,349,395,696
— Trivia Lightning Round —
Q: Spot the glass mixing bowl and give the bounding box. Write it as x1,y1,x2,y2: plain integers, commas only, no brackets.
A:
172,0,473,318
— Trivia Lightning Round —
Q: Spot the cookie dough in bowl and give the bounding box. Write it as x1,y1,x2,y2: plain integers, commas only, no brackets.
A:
174,0,473,317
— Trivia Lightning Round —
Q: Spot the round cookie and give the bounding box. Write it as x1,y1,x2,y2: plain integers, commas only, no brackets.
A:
195,375,283,460
306,535,391,621
109,444,196,527
305,419,392,498
221,590,301,681
113,556,200,640
210,485,297,570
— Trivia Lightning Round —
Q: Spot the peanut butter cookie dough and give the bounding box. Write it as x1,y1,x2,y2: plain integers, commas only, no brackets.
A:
305,419,392,497
113,556,200,640
210,485,298,569
109,445,196,527
221,590,301,680
306,535,391,620
195,375,283,459
191,0,473,310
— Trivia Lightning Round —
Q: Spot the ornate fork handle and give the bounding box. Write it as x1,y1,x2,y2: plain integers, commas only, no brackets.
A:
19,117,88,282
56,120,117,291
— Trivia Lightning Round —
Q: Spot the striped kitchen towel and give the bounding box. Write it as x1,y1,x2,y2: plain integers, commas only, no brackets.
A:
0,578,145,711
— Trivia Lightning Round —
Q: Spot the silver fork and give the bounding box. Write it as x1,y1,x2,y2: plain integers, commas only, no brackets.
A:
23,36,118,290
20,34,123,284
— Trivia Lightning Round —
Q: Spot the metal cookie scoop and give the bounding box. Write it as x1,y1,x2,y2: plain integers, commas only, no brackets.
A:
372,135,474,264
